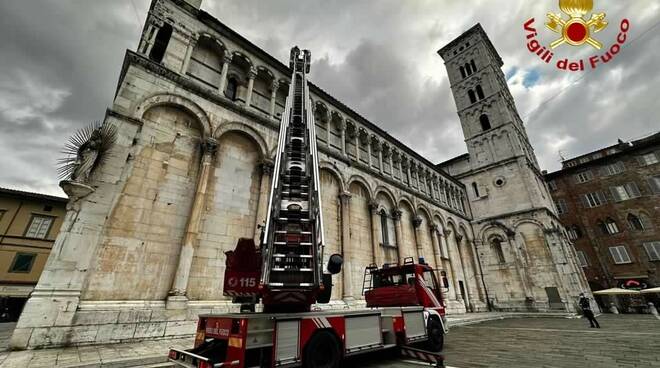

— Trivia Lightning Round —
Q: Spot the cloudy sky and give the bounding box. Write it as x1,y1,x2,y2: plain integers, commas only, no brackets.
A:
0,1,658,196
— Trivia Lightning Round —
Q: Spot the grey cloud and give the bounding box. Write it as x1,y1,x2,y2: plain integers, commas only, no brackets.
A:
0,0,657,196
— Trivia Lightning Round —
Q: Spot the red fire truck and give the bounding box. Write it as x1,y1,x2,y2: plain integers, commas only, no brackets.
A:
168,47,448,368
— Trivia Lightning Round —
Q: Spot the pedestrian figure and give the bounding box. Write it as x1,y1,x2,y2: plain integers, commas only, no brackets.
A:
579,293,600,328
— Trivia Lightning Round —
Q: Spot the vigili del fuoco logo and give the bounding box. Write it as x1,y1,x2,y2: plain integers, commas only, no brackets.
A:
523,0,630,72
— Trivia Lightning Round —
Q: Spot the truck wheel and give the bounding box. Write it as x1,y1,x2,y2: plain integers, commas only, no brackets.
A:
426,317,444,352
303,330,341,368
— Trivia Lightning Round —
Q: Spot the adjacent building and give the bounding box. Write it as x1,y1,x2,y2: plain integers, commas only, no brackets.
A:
10,0,588,349
545,133,660,305
0,188,67,321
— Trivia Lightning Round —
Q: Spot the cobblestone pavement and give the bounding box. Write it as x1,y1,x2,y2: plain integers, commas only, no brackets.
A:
443,314,660,368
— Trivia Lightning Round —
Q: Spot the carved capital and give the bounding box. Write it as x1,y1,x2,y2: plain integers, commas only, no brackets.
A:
260,159,274,175
455,234,464,243
270,80,280,93
443,229,452,237
339,191,352,204
202,137,219,157
412,215,423,228
247,67,258,79
430,224,439,232
222,53,233,64
368,200,379,212
391,208,402,220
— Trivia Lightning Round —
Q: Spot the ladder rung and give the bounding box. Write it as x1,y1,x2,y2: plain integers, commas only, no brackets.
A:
273,254,313,258
271,268,314,272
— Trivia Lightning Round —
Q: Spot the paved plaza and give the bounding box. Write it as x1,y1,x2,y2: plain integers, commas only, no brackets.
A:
1,314,658,367
443,314,660,368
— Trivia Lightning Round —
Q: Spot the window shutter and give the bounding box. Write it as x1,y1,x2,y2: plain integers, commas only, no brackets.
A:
609,187,621,202
619,247,631,263
626,182,641,197
609,247,621,263
648,177,660,194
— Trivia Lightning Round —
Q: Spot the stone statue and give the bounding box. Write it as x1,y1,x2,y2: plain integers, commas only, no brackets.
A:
71,128,104,183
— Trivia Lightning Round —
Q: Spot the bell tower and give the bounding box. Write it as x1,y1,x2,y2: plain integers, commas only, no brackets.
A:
437,24,553,217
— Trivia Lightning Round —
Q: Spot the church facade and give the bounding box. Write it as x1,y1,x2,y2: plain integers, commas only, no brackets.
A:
10,0,589,349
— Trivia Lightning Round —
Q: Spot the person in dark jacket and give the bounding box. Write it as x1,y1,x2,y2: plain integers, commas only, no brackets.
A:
579,293,600,328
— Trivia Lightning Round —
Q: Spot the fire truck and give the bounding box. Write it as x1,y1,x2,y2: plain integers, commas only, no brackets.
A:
168,47,447,368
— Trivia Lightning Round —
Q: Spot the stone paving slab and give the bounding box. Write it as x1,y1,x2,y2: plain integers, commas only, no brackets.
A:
443,314,660,368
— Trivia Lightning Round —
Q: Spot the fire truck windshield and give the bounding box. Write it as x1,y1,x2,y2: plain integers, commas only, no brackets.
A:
422,270,438,290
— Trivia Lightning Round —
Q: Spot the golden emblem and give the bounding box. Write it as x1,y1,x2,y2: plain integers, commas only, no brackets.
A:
546,0,608,49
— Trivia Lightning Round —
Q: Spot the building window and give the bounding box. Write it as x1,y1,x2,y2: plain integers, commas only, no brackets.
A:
475,85,485,100
574,170,593,183
465,62,473,76
648,175,660,194
576,251,588,267
610,182,641,202
638,152,659,166
567,225,582,241
380,210,389,246
9,253,36,273
582,192,606,208
491,238,505,264
149,23,173,63
479,114,491,131
459,66,466,78
470,59,477,72
25,215,54,239
555,199,568,214
627,213,645,231
468,90,476,104
609,245,632,264
547,180,557,191
472,182,480,198
601,161,625,176
604,218,620,234
225,77,238,100
643,241,660,261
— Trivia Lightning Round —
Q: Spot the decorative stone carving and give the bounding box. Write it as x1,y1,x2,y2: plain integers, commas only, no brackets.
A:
391,208,402,220
368,200,379,212
412,215,423,228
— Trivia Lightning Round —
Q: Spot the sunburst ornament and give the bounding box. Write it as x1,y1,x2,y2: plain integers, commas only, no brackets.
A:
546,0,608,49
57,121,117,183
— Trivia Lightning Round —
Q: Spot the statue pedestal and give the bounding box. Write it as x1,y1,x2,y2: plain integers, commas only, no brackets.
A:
60,180,94,200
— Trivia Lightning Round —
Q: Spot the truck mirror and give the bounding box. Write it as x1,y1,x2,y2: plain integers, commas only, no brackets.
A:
327,254,343,274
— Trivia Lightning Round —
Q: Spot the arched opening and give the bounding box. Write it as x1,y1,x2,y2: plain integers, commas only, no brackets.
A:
376,192,397,264
225,77,238,101
149,23,173,63
468,90,476,104
479,114,491,131
471,59,477,72
459,66,466,78
491,237,505,264
476,85,485,100
187,37,225,87
464,63,472,76
627,213,645,231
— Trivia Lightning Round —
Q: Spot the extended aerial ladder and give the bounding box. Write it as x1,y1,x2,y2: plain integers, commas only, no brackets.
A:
223,47,341,313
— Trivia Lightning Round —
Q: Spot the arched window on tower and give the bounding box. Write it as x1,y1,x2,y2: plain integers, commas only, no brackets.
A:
491,237,505,264
471,59,477,72
627,213,645,231
479,114,491,131
380,210,390,246
149,23,173,63
476,85,485,100
225,77,238,100
465,63,472,76
459,66,466,78
472,182,480,198
468,90,476,104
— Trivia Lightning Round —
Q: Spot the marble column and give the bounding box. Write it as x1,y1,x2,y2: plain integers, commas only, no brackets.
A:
269,80,279,118
468,240,486,301
367,137,373,167
218,54,232,94
245,68,257,108
339,121,347,157
181,34,198,74
340,192,353,300
139,24,155,54
355,134,361,162
368,200,382,267
443,229,461,301
412,215,423,260
430,224,443,272
254,160,274,244
144,20,163,56
392,208,403,262
455,233,473,310
167,138,218,309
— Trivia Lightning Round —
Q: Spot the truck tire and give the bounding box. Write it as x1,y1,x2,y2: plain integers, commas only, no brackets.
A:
303,330,341,368
426,317,444,352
